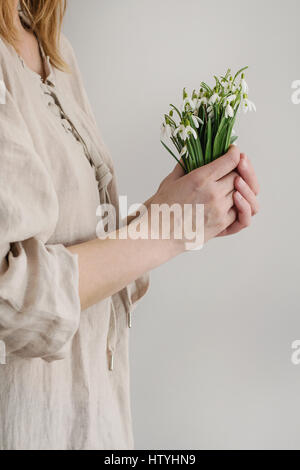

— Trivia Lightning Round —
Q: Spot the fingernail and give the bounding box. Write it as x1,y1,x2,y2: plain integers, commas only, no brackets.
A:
235,191,243,201
241,155,248,167
238,176,246,187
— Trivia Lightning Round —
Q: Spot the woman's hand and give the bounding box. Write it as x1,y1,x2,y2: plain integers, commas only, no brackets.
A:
154,147,259,246
151,145,242,248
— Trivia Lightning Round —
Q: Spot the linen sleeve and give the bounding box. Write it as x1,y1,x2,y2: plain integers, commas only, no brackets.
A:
0,80,81,362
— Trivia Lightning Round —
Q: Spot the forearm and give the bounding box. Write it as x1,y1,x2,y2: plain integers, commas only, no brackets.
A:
68,222,181,311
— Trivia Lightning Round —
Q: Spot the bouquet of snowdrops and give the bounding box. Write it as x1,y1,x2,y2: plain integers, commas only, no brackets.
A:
161,67,256,174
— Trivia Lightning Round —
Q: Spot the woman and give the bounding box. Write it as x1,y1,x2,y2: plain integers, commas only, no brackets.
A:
0,0,259,450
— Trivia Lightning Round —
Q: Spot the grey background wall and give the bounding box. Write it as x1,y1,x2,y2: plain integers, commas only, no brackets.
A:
64,0,300,450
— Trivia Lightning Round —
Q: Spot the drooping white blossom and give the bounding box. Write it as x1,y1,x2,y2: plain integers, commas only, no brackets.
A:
240,73,249,94
182,96,196,111
223,95,236,106
191,115,203,128
225,103,234,118
161,122,173,139
198,96,208,106
180,146,188,157
174,124,197,141
207,105,214,119
209,93,220,105
241,95,256,113
182,88,196,112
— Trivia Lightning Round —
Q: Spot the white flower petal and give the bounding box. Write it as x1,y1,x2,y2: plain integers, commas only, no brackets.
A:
209,93,220,105
191,115,199,128
225,104,234,118
241,79,249,94
180,146,187,157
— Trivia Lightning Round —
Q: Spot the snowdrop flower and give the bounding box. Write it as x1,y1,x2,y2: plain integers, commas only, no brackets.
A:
223,94,236,118
182,97,196,111
222,78,233,94
191,90,199,109
194,89,208,111
174,124,197,141
241,94,256,113
161,122,173,139
225,103,234,118
197,96,209,107
223,95,236,106
207,105,214,119
191,115,203,128
180,146,188,157
209,93,220,105
185,125,198,140
240,73,249,94
182,88,196,112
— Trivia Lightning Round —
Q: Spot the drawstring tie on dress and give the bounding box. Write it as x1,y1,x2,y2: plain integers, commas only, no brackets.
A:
94,160,132,371
107,299,117,371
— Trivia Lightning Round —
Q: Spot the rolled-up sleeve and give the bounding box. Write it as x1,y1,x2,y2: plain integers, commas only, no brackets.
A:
0,79,81,362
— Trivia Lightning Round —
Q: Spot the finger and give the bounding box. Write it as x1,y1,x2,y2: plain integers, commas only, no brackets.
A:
225,189,235,211
218,222,241,237
235,176,259,215
238,154,260,195
201,145,240,181
217,171,238,195
219,208,236,235
218,193,251,237
227,207,237,226
234,191,252,227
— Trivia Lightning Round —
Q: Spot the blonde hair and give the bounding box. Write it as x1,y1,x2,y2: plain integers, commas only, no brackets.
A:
0,0,68,71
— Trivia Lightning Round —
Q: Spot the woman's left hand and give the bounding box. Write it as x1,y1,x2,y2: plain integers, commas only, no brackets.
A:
218,153,260,237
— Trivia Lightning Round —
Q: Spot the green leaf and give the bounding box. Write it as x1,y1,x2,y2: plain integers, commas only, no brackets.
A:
205,118,212,164
187,115,204,168
186,138,199,171
169,104,182,120
200,82,213,94
230,135,238,145
233,66,248,82
225,119,236,151
160,140,187,173
195,136,204,167
212,117,228,160
224,105,239,151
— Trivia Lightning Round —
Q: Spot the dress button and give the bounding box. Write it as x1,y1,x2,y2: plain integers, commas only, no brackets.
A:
61,118,72,132
48,101,62,118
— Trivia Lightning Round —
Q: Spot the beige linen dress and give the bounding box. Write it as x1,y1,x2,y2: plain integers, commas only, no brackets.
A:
0,17,149,450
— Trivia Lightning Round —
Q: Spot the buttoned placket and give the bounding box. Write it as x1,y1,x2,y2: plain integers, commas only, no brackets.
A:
41,81,93,163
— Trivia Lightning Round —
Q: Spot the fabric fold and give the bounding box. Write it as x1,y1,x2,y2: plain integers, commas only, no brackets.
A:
0,239,81,361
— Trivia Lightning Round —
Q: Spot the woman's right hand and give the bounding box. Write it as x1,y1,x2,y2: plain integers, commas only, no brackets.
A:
150,146,242,249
